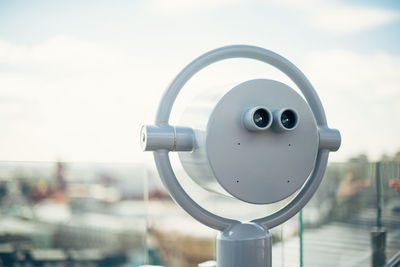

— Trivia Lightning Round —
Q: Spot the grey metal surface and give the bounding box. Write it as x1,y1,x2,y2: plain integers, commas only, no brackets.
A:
253,150,329,229
154,150,237,231
144,45,341,266
150,45,339,230
200,79,318,204
217,222,272,267
141,125,194,151
154,45,328,127
318,127,341,151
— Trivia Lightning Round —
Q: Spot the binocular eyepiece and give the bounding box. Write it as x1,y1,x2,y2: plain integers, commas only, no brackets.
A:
243,106,272,131
243,106,298,132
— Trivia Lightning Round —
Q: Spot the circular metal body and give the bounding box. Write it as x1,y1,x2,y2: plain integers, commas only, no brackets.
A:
206,79,318,204
153,45,330,231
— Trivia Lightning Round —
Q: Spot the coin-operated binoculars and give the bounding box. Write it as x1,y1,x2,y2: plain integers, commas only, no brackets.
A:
141,45,341,267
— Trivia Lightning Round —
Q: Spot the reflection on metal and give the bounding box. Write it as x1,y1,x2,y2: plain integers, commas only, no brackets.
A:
385,251,400,267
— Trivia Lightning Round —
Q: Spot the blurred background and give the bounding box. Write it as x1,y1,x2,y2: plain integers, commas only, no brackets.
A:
0,0,399,266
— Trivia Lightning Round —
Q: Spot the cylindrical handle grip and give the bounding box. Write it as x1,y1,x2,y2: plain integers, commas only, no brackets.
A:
318,127,341,151
141,125,194,151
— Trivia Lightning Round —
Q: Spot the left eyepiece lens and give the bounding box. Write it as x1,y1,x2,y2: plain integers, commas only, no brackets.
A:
253,108,270,128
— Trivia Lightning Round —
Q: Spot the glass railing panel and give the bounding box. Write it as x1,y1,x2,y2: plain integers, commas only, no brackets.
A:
301,158,400,267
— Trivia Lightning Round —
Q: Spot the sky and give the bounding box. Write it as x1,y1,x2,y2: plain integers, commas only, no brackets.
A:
0,0,399,163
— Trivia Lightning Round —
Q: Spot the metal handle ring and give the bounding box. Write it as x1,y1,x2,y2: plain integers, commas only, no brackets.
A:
153,45,329,231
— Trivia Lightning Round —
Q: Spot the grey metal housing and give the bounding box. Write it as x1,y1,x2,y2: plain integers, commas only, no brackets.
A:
177,79,320,204
141,45,341,267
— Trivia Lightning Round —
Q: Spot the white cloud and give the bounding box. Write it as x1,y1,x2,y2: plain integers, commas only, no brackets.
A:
0,36,166,162
0,35,123,71
0,35,290,162
0,35,399,162
273,0,400,33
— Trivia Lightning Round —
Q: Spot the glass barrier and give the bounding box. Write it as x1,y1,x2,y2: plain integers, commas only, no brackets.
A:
1,159,398,266
301,158,400,267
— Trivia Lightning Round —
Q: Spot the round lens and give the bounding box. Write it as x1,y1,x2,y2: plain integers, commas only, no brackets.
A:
281,110,297,129
253,108,270,128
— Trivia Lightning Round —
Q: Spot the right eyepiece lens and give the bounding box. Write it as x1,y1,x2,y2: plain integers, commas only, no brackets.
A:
281,110,297,129
253,108,270,128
